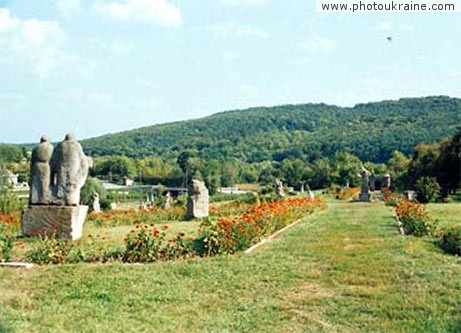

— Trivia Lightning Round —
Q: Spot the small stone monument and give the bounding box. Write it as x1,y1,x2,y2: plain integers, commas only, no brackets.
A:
186,179,209,219
404,190,417,201
163,191,172,210
92,191,101,213
21,134,91,240
274,178,285,198
358,166,371,202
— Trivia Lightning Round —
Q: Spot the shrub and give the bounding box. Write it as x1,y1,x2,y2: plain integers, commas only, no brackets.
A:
122,224,193,262
437,227,461,256
0,190,24,214
395,200,437,236
0,233,13,262
415,176,440,203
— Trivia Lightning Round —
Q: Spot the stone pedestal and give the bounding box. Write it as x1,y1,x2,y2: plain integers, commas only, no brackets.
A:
21,205,88,240
359,192,371,202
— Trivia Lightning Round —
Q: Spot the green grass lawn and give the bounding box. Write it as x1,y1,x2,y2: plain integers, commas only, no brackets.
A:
1,201,461,332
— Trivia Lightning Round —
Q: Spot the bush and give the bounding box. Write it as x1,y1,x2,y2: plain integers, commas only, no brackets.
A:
0,190,24,214
437,227,461,256
395,200,437,236
80,177,107,207
415,176,440,203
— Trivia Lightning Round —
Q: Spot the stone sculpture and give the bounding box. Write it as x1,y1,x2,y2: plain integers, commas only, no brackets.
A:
163,191,172,210
359,166,371,202
21,133,91,240
29,136,54,205
92,191,101,213
51,133,91,206
274,178,285,198
186,179,209,219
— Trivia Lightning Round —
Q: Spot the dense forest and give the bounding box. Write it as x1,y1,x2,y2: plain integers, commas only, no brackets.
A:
1,96,460,195
82,96,461,163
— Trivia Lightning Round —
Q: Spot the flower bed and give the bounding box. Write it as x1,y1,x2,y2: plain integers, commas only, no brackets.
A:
196,197,326,256
394,200,437,236
20,197,325,264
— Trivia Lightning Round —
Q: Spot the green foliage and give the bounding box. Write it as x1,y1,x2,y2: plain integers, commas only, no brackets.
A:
0,145,24,163
90,156,137,182
415,177,441,203
80,177,106,207
82,96,461,164
437,227,461,256
0,233,13,262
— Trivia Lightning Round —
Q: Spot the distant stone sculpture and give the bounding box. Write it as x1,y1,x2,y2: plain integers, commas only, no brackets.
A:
21,133,91,240
359,166,371,202
51,133,91,206
92,191,101,213
163,191,172,210
186,179,209,219
274,179,285,198
29,136,54,205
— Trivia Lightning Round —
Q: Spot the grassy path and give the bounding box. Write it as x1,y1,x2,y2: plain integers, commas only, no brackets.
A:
1,202,461,332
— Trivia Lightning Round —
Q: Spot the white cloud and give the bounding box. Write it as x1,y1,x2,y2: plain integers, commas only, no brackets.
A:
93,0,181,27
57,0,82,18
0,8,67,78
299,37,334,53
379,21,392,31
210,23,269,38
221,0,267,6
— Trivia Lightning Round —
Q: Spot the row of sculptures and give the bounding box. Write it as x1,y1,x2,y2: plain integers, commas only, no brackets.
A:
30,134,91,206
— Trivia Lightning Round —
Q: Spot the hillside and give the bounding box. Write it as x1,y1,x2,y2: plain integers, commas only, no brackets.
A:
82,96,461,163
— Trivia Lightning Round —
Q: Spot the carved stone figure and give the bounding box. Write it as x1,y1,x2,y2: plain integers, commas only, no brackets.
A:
359,166,371,202
274,178,285,198
163,191,172,210
186,179,209,219
51,133,90,206
29,136,54,205
92,191,101,213
22,133,91,240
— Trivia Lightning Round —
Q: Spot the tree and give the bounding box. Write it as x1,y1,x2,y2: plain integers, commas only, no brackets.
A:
415,176,440,203
437,129,461,196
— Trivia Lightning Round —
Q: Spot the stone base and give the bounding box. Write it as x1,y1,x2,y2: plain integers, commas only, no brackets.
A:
359,192,371,202
186,202,209,219
21,205,88,240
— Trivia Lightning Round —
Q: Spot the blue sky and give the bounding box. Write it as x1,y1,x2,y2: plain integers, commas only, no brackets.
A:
0,0,460,143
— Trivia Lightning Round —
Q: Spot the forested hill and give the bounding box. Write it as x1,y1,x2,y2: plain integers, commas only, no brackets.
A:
82,96,461,163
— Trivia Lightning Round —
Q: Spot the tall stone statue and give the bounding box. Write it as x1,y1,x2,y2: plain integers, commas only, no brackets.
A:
359,166,371,202
186,179,209,219
51,133,90,206
29,136,54,205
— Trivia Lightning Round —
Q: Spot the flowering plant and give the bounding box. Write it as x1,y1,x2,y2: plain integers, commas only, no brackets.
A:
395,200,437,236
